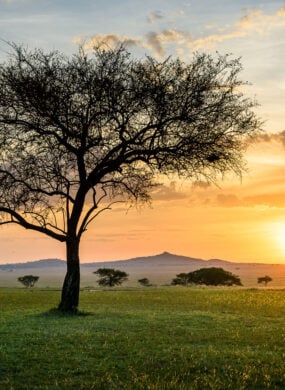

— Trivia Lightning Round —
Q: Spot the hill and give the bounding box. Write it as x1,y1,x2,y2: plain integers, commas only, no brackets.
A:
1,251,285,288
0,258,65,270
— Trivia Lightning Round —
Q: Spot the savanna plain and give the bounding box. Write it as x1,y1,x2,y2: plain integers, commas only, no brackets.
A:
1,287,285,389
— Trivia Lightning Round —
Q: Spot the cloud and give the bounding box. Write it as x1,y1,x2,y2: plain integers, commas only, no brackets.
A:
251,131,285,148
146,11,163,24
145,29,189,56
187,7,285,50
151,182,188,201
144,7,285,56
215,191,285,208
216,193,240,207
73,34,141,52
192,180,211,189
72,7,285,59
243,193,285,208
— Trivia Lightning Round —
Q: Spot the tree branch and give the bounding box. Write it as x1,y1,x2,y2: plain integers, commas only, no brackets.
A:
0,207,66,242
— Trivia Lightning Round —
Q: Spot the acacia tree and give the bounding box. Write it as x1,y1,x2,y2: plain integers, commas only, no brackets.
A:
171,273,191,286
94,268,128,287
0,43,259,312
171,268,242,286
188,267,242,286
138,278,152,287
257,276,272,286
18,275,39,288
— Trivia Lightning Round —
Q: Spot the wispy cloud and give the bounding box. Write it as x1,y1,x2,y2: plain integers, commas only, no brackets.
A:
146,11,163,24
215,191,285,208
151,182,188,201
144,7,285,56
251,130,285,148
73,34,141,51
145,29,189,56
186,7,285,50
192,180,211,190
73,7,285,58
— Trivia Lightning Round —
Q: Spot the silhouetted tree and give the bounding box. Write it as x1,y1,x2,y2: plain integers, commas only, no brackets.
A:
189,267,242,286
257,276,272,286
138,277,152,287
18,275,39,288
172,267,242,286
171,273,192,286
0,43,259,312
94,268,128,287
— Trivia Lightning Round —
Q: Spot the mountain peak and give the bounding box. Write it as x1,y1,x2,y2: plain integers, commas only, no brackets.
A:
158,251,173,256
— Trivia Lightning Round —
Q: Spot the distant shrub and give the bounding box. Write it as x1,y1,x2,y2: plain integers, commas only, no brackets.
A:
172,267,242,286
138,278,152,287
18,275,39,288
93,268,128,287
257,276,272,286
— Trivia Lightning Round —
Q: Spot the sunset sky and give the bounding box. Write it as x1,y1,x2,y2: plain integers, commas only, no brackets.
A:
0,0,285,264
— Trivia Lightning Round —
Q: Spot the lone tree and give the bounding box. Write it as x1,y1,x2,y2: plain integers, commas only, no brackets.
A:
0,43,259,312
138,277,152,287
172,267,242,286
257,276,272,286
190,267,242,286
94,268,128,287
18,275,39,288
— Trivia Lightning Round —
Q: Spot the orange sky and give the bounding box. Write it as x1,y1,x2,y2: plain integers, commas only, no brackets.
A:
0,2,285,264
2,138,285,264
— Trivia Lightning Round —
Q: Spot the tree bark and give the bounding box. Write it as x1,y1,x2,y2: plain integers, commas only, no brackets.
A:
58,237,80,312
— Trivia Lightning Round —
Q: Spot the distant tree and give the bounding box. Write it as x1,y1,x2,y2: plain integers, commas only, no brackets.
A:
172,268,242,286
171,273,192,286
0,43,260,312
257,276,272,286
94,268,128,287
189,267,242,286
138,278,152,287
18,275,39,288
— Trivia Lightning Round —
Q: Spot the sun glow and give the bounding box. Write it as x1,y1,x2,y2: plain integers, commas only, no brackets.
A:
273,222,285,258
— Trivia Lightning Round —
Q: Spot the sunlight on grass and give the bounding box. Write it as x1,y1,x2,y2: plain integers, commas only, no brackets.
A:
0,288,285,389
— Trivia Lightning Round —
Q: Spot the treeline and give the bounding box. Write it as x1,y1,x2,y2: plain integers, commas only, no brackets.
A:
17,268,273,288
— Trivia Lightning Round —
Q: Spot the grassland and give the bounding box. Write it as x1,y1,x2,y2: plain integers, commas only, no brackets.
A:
1,287,285,389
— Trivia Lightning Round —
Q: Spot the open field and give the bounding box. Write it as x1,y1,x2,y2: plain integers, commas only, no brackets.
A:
1,288,285,389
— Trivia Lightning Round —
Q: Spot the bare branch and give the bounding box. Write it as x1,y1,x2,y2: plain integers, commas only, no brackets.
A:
0,207,66,241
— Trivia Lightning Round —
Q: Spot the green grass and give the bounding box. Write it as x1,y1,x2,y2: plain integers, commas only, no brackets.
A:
1,288,285,389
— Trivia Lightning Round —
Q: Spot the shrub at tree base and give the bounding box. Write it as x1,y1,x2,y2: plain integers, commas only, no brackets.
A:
18,275,39,288
172,267,242,286
94,268,128,287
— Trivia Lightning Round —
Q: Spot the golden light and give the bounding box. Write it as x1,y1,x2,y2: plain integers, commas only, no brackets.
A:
273,221,285,257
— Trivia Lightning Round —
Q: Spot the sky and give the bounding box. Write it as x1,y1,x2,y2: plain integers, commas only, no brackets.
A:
0,0,285,264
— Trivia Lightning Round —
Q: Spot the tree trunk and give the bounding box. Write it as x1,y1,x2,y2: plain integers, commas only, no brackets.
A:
58,237,80,312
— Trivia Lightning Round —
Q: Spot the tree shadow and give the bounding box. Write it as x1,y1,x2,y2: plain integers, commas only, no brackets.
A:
36,307,94,318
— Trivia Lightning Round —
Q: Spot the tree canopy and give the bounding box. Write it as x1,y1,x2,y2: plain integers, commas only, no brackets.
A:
0,43,259,311
138,278,152,287
171,273,192,286
94,268,129,287
172,267,242,286
18,275,39,288
257,276,272,286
